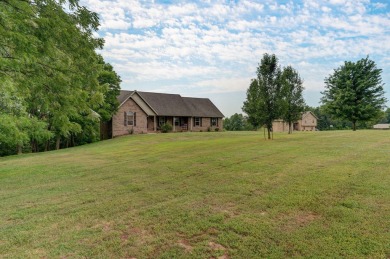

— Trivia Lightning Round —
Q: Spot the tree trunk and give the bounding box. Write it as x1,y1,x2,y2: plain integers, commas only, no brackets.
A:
267,127,271,139
352,121,356,131
56,136,61,150
288,122,292,134
17,145,22,155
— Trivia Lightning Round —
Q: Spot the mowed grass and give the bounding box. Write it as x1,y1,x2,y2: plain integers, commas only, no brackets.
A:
0,131,389,258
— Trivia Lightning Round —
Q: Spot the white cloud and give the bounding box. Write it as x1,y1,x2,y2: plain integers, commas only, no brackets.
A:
80,0,390,114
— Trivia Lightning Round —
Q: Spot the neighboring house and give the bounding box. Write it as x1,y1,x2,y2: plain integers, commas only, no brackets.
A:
272,111,318,132
101,90,224,138
373,124,390,129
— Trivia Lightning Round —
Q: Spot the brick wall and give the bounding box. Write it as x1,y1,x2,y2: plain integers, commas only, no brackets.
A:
191,117,223,132
301,113,317,131
272,120,289,132
112,98,148,137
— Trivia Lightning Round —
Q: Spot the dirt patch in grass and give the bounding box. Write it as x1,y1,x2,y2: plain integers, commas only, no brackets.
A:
209,241,226,250
177,239,193,252
209,241,229,259
120,226,153,248
280,211,320,232
92,221,113,232
211,202,240,218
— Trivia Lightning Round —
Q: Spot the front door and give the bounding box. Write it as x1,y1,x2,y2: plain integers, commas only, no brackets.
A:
181,117,188,131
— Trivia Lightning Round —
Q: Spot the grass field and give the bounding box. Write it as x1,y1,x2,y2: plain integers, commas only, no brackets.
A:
0,130,389,258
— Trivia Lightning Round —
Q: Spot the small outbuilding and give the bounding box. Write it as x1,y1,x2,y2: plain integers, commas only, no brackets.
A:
373,124,390,129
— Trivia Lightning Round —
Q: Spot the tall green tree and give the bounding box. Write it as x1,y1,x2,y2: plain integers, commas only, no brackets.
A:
322,57,387,131
1,0,110,153
243,53,282,139
242,79,262,130
280,66,305,134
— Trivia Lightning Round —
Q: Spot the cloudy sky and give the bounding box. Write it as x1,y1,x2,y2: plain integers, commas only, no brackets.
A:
81,0,390,117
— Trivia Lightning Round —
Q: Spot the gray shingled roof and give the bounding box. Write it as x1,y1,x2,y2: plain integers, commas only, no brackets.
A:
137,91,192,116
117,90,224,117
118,90,134,105
182,97,224,117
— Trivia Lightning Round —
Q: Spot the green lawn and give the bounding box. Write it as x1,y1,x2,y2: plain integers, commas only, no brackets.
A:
0,131,389,258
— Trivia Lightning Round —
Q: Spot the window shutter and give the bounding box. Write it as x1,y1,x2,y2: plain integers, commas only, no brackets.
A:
217,118,219,127
134,112,137,126
200,117,202,127
193,117,195,126
124,111,127,126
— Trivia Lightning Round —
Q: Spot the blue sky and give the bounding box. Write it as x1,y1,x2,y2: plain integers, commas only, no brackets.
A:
81,0,390,117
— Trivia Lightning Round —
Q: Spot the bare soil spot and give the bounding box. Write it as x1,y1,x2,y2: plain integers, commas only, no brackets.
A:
209,241,229,259
209,241,226,251
121,233,129,241
120,226,152,246
280,211,320,232
92,221,113,232
177,239,193,252
212,202,239,218
295,212,318,225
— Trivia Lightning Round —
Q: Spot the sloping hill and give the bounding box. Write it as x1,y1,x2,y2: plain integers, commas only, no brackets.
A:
1,131,389,258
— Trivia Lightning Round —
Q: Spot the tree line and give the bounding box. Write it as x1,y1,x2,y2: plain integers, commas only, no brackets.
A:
224,106,390,132
236,54,387,136
0,0,120,156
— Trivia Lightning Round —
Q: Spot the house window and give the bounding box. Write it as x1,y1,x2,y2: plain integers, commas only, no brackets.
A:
194,117,201,126
126,111,135,126
174,117,180,126
211,117,218,126
159,116,166,126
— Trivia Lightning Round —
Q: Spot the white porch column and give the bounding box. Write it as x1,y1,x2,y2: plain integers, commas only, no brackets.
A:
190,117,193,131
173,116,175,132
154,115,157,131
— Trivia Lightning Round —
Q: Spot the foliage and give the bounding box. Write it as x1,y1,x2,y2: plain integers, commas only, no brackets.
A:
0,131,389,258
321,56,387,131
96,55,121,122
378,108,390,123
280,66,305,133
0,0,121,156
243,53,283,139
308,106,351,130
242,79,263,129
223,113,254,131
161,123,173,133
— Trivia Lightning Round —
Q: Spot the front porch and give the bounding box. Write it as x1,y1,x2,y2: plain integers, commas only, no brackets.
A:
147,116,193,132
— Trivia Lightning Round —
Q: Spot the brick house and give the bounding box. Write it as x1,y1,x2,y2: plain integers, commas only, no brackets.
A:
101,90,224,138
272,111,318,132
